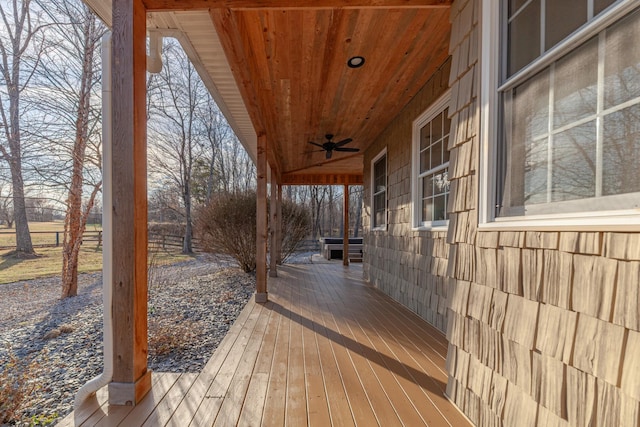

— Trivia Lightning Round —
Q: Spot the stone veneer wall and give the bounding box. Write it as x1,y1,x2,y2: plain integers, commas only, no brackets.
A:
445,1,640,426
363,58,451,333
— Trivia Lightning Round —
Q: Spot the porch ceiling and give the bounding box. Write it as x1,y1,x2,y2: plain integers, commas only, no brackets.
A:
83,0,452,184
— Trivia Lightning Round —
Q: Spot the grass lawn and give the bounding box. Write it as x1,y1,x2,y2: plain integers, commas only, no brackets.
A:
0,246,104,284
0,221,195,284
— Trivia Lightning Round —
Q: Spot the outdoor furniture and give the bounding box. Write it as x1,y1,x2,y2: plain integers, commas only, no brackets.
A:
319,237,363,261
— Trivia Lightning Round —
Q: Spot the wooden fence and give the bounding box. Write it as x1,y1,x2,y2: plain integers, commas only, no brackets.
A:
0,231,197,252
148,233,200,252
0,230,103,250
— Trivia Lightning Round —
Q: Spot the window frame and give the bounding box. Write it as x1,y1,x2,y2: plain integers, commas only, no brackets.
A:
479,0,640,231
371,148,388,230
412,91,452,230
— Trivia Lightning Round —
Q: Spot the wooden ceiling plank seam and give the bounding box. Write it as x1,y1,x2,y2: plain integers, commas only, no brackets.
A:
360,9,446,125
143,0,453,12
286,10,304,166
307,10,334,143
273,11,294,166
234,11,285,174
263,10,286,154
325,9,382,146
298,10,319,168
297,9,333,171
328,8,373,143
326,8,363,138
316,8,348,135
338,9,449,151
327,8,384,138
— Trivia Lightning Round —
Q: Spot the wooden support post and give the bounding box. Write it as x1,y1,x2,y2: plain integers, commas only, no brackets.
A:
276,183,283,265
256,134,268,302
343,184,349,266
269,170,278,278
109,0,151,406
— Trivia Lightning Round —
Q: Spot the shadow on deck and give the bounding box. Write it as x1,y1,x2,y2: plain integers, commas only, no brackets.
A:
60,262,470,426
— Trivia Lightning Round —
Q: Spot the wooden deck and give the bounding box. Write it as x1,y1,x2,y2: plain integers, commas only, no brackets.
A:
60,261,470,426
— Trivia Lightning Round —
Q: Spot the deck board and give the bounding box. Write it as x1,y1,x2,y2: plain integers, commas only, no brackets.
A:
62,261,470,426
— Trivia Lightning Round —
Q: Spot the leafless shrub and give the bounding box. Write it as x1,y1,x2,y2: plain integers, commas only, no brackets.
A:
196,192,257,272
0,348,40,424
280,199,312,262
148,315,197,357
196,191,311,271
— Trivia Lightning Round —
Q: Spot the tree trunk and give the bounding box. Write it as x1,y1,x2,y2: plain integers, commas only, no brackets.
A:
61,181,101,298
353,189,362,238
0,0,37,256
182,182,193,254
206,155,215,203
61,13,100,298
10,167,33,254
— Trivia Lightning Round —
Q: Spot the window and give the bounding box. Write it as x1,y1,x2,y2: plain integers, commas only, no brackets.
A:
372,149,387,229
481,0,640,226
412,92,451,228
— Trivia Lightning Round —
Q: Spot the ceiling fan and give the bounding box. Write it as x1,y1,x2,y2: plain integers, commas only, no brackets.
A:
308,134,359,159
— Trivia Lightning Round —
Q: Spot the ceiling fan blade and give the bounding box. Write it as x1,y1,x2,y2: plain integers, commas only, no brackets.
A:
334,138,353,148
308,141,324,148
326,150,333,159
335,147,360,152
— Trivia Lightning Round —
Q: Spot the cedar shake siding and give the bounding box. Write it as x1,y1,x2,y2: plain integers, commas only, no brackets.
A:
445,1,640,426
363,58,452,333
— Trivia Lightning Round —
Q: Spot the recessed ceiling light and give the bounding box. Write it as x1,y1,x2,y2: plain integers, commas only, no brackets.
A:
347,56,365,68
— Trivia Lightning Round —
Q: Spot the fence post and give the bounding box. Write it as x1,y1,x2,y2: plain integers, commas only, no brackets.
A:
56,232,60,247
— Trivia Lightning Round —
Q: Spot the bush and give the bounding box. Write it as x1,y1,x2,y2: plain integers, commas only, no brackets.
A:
280,199,311,262
197,192,257,272
148,315,197,357
196,191,311,271
0,348,40,424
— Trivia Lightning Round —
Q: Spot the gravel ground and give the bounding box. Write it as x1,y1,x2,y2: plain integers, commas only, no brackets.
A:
0,254,260,426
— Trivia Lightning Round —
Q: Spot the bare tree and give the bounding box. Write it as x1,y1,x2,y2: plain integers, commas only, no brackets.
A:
0,0,46,256
148,40,206,254
219,134,255,194
310,185,327,238
30,0,105,297
198,98,232,201
350,186,363,237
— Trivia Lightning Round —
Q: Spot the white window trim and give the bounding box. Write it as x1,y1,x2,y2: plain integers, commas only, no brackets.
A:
412,91,451,231
479,0,640,231
371,148,387,231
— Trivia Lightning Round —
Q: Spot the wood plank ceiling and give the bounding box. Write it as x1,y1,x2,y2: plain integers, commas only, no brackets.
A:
94,1,453,184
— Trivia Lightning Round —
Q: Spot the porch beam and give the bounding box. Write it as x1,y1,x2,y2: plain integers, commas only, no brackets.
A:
256,134,268,303
109,0,152,406
281,173,363,186
343,184,349,267
144,0,451,11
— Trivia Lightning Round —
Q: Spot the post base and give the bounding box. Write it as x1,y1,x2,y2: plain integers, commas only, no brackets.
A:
255,292,268,303
108,370,152,406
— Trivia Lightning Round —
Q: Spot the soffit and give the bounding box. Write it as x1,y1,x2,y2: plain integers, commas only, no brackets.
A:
82,1,452,183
